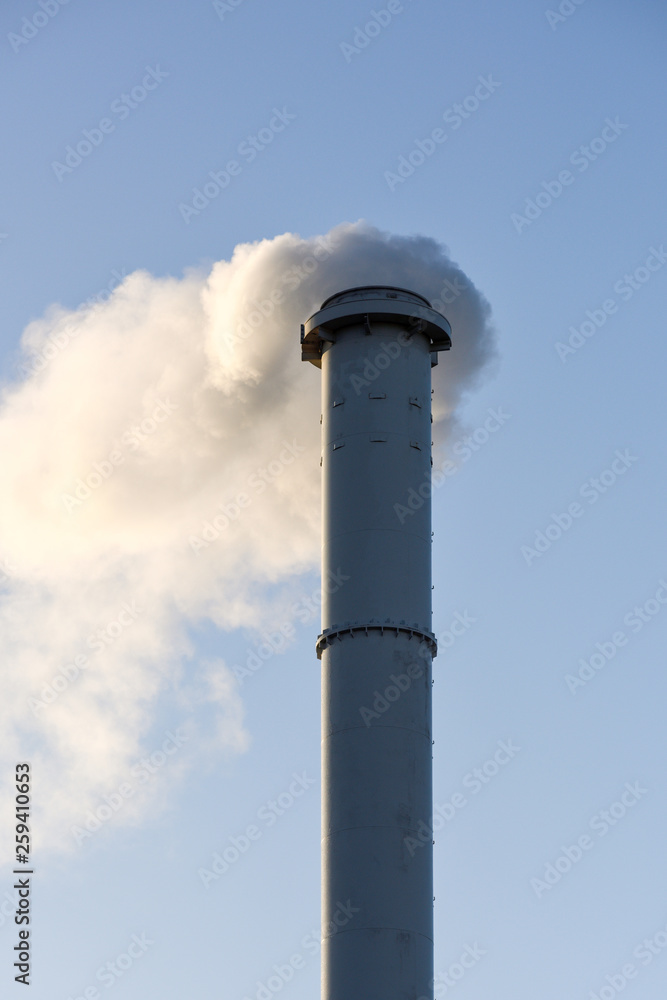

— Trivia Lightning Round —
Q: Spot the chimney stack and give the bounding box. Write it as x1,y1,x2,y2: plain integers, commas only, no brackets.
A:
302,285,451,1000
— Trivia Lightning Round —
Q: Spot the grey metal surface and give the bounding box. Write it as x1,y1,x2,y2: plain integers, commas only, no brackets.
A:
302,286,450,1000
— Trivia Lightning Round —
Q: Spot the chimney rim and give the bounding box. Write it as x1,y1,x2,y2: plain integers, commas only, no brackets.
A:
301,285,452,367
320,284,432,310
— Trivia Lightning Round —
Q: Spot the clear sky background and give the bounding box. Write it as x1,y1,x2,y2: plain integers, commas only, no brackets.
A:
1,1,666,998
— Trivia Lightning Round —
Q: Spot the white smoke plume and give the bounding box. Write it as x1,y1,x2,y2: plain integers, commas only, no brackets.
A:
0,221,495,859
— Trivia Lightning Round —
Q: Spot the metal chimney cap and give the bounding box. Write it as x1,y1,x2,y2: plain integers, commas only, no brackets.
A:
301,284,452,368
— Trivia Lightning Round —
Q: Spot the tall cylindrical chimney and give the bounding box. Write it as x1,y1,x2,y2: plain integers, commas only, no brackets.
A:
302,286,451,1000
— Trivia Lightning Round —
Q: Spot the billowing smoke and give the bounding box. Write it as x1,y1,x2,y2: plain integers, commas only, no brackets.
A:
0,221,495,859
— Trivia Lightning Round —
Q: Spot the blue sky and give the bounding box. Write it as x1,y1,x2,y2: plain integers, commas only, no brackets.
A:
1,1,666,998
